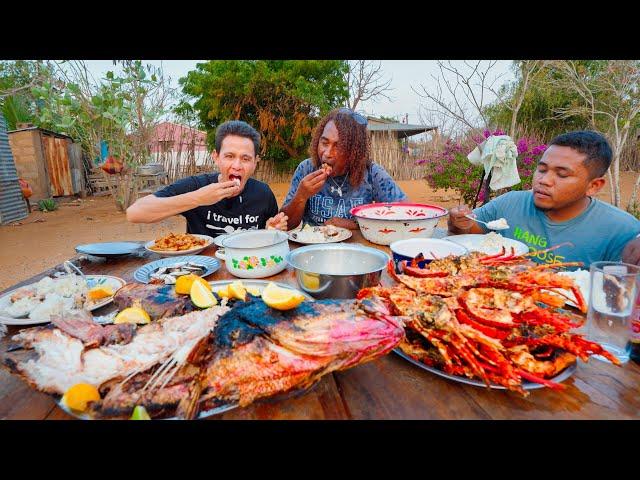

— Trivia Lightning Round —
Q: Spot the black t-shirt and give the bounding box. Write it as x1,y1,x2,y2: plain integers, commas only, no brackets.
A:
154,173,279,237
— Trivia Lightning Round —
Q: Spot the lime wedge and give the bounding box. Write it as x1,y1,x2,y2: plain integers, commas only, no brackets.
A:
130,405,151,420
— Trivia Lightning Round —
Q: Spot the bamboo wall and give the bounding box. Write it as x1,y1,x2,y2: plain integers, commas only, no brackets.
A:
151,130,432,186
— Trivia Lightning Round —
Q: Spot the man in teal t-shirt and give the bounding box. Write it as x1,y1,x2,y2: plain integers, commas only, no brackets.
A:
448,131,640,268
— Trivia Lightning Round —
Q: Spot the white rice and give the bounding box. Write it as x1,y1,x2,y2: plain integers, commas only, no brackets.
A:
1,274,88,320
296,225,327,243
480,232,509,250
28,294,79,322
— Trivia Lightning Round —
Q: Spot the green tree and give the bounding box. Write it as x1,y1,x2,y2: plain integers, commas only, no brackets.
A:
0,60,54,130
33,60,174,211
177,60,348,170
484,61,615,139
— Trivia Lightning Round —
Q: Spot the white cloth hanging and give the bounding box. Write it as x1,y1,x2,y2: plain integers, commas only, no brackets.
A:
467,135,520,190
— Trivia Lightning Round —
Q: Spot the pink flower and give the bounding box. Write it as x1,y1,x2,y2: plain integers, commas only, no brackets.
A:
532,144,547,155
483,130,491,138
517,138,529,154
523,156,534,166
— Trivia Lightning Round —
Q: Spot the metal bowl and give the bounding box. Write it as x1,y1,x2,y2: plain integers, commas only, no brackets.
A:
286,243,389,299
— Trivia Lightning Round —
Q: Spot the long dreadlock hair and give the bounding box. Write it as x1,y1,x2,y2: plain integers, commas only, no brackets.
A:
309,108,371,188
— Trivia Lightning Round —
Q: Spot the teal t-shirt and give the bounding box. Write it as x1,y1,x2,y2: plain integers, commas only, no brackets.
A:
473,191,640,268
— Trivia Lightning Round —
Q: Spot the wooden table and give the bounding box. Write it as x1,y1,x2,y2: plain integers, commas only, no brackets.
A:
1,230,639,420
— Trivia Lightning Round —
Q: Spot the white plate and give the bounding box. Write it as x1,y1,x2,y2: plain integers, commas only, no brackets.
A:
84,275,127,310
288,226,352,245
443,234,529,256
0,274,126,326
213,234,229,248
555,269,590,309
144,234,214,257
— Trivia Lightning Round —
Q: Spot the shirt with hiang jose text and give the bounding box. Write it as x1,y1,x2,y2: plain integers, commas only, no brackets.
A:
473,190,640,268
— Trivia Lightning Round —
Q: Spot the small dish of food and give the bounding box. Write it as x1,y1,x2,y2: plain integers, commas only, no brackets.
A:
288,224,352,244
0,274,125,326
145,233,214,257
133,256,220,284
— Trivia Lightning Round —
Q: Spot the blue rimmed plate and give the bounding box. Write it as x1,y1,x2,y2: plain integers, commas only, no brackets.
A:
133,255,220,284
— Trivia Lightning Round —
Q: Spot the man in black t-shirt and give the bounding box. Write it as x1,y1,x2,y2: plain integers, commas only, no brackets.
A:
126,121,288,236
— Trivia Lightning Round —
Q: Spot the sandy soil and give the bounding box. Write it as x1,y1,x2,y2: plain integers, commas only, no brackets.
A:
1,173,637,291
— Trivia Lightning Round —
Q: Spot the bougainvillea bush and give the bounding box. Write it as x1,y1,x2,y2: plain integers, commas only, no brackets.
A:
416,129,547,206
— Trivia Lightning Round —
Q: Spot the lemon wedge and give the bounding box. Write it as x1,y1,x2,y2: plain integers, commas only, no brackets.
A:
130,405,151,420
175,274,208,295
261,282,305,311
300,272,320,290
62,383,101,412
246,286,262,297
87,285,114,301
191,280,217,308
114,307,151,324
215,285,231,298
228,280,247,301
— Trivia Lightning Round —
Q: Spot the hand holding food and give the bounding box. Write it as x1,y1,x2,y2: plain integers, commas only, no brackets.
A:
448,205,476,232
266,212,289,231
297,169,329,200
195,179,241,206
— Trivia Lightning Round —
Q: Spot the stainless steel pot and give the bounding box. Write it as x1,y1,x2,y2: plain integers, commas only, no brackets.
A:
286,243,389,299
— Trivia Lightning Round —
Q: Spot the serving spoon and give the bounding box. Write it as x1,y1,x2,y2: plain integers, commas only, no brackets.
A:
464,214,509,231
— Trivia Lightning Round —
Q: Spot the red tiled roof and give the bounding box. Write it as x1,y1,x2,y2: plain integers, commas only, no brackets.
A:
149,121,208,152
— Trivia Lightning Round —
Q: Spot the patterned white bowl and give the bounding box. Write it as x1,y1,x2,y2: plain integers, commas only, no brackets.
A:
350,202,448,246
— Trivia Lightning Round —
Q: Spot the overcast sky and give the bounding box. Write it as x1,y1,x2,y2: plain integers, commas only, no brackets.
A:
81,60,516,126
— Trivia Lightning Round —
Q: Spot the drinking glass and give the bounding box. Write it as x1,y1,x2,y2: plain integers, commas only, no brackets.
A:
586,261,640,364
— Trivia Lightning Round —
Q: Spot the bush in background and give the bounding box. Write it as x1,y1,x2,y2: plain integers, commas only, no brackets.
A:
418,129,547,206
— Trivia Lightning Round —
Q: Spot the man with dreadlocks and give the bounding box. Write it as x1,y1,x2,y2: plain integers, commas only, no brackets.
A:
281,108,408,230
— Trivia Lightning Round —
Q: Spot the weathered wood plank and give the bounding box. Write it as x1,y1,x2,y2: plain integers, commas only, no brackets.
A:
334,354,491,419
216,375,349,420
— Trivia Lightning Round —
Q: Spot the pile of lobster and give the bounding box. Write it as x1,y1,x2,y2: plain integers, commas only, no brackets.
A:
358,247,621,396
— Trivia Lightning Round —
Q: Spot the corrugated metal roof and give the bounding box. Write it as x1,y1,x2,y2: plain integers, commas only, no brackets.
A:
0,114,29,224
368,122,437,136
7,126,73,140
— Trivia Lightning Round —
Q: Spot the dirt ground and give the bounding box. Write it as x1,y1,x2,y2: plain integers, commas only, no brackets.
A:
1,173,637,291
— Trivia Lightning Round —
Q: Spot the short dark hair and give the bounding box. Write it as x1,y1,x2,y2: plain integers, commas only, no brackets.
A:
549,130,612,178
214,120,261,156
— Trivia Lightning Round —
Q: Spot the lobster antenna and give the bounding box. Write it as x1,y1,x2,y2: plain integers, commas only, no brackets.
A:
524,241,575,258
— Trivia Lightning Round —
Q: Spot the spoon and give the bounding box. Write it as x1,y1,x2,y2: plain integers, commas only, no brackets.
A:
465,214,509,230
64,260,87,281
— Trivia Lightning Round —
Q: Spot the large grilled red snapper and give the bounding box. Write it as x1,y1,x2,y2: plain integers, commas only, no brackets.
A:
193,296,404,416
89,296,404,419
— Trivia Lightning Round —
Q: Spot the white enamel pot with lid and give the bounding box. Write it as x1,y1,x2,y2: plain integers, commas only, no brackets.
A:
214,229,290,278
